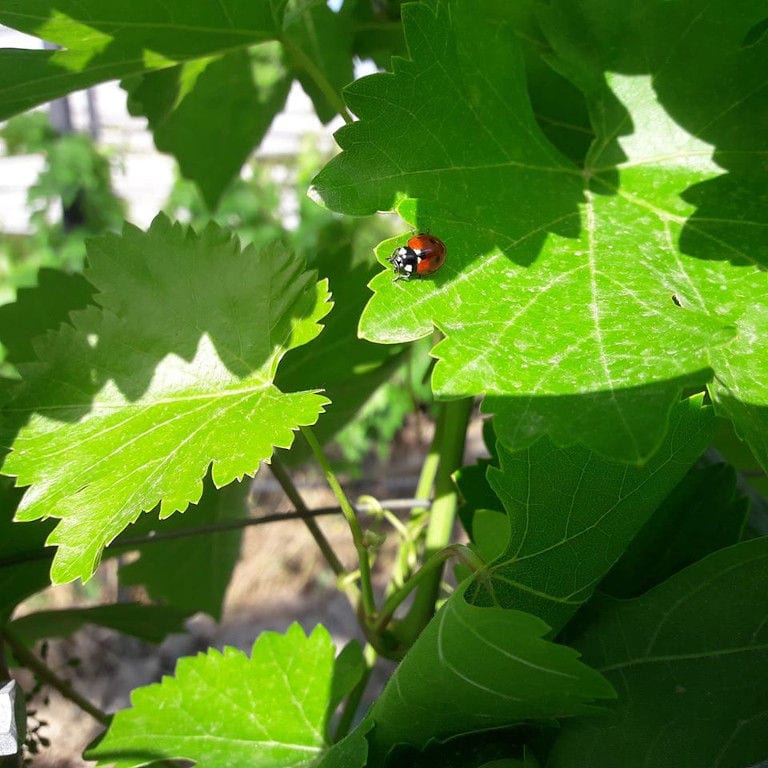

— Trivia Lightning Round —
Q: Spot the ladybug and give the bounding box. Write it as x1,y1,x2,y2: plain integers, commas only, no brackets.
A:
387,233,446,281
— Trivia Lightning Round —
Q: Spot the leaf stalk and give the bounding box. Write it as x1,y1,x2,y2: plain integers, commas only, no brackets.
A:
300,426,377,619
392,397,473,646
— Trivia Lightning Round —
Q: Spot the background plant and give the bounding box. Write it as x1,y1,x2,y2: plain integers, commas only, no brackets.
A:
0,111,124,303
0,1,766,767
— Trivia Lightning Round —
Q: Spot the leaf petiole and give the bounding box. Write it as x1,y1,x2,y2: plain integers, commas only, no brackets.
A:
373,543,484,637
268,458,347,577
300,426,377,620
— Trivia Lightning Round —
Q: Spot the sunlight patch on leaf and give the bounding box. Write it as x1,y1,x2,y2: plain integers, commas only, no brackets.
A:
42,12,113,71
1,216,332,584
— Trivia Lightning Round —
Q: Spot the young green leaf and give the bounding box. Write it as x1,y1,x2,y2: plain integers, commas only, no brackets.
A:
550,537,768,768
311,0,765,463
466,396,716,631
87,624,366,768
367,582,614,761
326,640,366,725
116,476,250,621
1,216,332,584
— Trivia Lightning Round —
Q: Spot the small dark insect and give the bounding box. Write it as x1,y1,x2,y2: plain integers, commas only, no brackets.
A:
671,294,682,307
388,233,447,282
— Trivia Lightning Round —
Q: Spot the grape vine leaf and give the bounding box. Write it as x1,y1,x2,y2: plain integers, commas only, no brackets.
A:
0,215,331,584
6,604,190,646
600,462,748,598
0,2,281,118
0,267,95,366
365,581,614,763
123,44,292,210
550,536,768,768
311,0,766,463
466,396,716,631
537,0,768,469
116,475,250,621
87,623,369,768
388,733,540,768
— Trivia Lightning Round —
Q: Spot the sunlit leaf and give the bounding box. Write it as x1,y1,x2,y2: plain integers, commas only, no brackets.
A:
87,624,366,768
1,216,331,584
312,0,766,463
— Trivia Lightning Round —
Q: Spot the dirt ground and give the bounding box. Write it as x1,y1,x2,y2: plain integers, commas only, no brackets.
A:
14,414,486,767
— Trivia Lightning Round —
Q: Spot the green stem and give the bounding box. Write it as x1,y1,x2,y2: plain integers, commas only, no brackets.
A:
387,406,444,590
393,398,473,646
301,427,376,620
2,627,109,726
415,412,443,504
374,543,481,635
269,459,346,577
282,39,353,124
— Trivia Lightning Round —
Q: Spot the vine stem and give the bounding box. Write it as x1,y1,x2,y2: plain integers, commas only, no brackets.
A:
268,459,346,577
387,398,444,590
300,426,376,620
282,38,353,124
2,627,109,726
392,397,473,646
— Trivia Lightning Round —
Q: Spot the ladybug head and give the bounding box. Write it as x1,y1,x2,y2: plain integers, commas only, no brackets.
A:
387,243,420,281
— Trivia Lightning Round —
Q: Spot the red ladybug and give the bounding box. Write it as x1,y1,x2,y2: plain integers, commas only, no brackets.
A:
387,233,446,281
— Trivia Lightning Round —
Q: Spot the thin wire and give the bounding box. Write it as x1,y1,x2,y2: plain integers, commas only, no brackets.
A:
0,499,432,568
